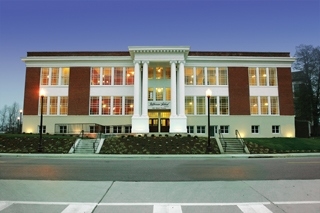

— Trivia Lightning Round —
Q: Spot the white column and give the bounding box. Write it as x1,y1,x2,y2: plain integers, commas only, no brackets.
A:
178,61,186,117
142,61,149,117
170,61,177,117
133,61,141,116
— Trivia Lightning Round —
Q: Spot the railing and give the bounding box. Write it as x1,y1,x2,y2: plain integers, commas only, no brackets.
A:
93,138,98,153
73,139,80,153
219,129,227,152
235,130,246,152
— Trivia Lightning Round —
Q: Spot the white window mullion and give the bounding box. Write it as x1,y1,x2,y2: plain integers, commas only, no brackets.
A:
111,67,114,85
266,67,270,86
216,67,219,85
204,67,208,85
110,96,114,115
268,96,271,115
100,67,103,85
57,96,61,115
256,67,259,86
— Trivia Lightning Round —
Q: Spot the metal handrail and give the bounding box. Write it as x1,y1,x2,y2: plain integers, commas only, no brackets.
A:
235,130,245,151
219,129,227,152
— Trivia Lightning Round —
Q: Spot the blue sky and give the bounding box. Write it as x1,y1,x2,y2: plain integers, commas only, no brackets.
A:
0,0,319,110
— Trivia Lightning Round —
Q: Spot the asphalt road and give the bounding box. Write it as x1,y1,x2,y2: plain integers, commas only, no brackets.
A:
0,156,319,181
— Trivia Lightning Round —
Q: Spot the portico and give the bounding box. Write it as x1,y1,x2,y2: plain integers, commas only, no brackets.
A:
130,46,189,133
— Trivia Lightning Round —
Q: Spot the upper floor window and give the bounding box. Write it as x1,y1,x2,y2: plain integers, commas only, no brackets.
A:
207,67,216,85
156,88,163,101
269,68,278,86
218,67,228,85
249,67,257,86
91,67,100,85
196,67,204,85
114,67,123,85
165,67,171,79
61,68,69,85
125,96,134,115
102,67,112,85
185,67,193,85
156,67,163,79
219,96,229,115
60,97,68,115
196,96,205,115
125,67,134,85
209,96,217,115
260,96,269,114
39,96,67,115
185,96,194,115
90,96,99,115
250,96,279,115
259,68,267,86
113,96,122,115
249,67,277,86
40,68,49,85
165,88,171,101
51,68,59,85
250,96,258,115
102,96,111,115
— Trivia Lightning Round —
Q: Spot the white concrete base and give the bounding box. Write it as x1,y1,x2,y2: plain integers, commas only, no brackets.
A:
169,116,187,133
131,116,149,133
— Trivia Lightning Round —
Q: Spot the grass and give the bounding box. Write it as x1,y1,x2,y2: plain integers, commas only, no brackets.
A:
0,133,319,154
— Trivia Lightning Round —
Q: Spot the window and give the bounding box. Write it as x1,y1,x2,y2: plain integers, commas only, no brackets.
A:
125,67,134,85
156,67,163,79
165,88,171,101
51,68,59,85
49,96,58,115
272,125,280,134
260,96,269,114
220,97,229,115
165,67,170,79
270,96,279,115
156,88,163,101
91,67,100,85
196,96,205,115
148,67,154,79
90,126,96,133
102,67,111,85
113,126,122,133
113,96,122,115
251,125,259,133
220,125,229,134
102,126,110,133
90,96,99,115
40,68,49,85
185,96,194,115
101,96,111,115
196,67,204,85
39,96,48,115
197,126,205,133
259,68,267,86
60,97,68,115
125,126,131,133
207,67,216,85
187,126,194,133
38,125,46,134
269,68,277,86
185,67,193,85
114,67,123,85
125,96,134,115
250,96,258,115
148,88,154,101
248,67,257,86
218,67,228,85
61,68,69,85
209,96,217,115
59,125,67,133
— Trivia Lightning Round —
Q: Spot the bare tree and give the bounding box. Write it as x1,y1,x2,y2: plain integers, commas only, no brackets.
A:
0,105,8,131
294,44,320,136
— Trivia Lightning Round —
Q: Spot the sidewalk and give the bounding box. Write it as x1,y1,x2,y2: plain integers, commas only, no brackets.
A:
1,152,320,159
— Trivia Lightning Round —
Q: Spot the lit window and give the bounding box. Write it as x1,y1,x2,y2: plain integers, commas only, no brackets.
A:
270,96,279,115
113,96,122,115
40,68,49,85
185,96,194,115
156,67,163,79
51,68,59,85
114,67,123,85
60,97,68,115
49,96,57,115
260,96,269,114
250,96,258,115
102,67,111,85
251,125,259,133
207,67,216,85
165,67,170,79
220,125,229,134
269,68,277,86
125,96,134,115
61,68,69,85
218,67,228,85
185,67,193,85
209,96,217,115
101,96,111,115
259,68,267,86
165,88,171,101
196,67,204,85
219,97,229,115
196,96,205,115
272,125,280,133
39,96,48,115
156,88,163,101
91,67,100,85
248,67,257,86
148,88,154,101
148,67,154,79
197,126,205,133
90,96,99,115
125,67,134,85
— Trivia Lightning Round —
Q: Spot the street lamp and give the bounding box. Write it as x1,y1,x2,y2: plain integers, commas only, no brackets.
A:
206,88,212,153
19,109,22,133
38,89,45,152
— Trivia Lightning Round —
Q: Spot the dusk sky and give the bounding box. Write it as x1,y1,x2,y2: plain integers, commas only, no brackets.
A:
0,0,319,111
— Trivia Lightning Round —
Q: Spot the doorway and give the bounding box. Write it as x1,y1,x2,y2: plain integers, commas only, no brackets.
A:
148,111,170,133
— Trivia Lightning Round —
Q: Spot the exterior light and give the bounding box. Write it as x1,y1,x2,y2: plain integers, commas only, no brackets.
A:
38,89,45,152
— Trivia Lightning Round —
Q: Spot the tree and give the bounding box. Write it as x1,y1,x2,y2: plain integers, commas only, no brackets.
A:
0,102,21,133
294,44,320,136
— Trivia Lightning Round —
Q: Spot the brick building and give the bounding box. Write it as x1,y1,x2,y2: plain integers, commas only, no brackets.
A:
22,46,295,137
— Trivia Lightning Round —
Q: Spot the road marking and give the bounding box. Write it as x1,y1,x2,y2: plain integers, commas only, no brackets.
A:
98,202,271,206
274,201,320,205
153,204,182,213
238,204,273,213
287,162,320,164
0,201,13,211
61,204,96,213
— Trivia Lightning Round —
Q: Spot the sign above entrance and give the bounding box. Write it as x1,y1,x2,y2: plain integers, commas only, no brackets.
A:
148,101,171,109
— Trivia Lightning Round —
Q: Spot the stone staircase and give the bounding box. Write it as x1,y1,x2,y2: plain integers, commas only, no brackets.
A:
74,139,98,154
222,138,246,154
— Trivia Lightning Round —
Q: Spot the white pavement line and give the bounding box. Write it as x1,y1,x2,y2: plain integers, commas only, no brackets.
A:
0,201,13,211
238,204,273,213
61,204,96,213
0,201,97,205
153,205,182,213
274,201,320,205
98,202,271,206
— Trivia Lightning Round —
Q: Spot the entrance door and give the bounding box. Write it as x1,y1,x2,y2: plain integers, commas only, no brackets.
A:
210,125,217,137
160,118,170,132
149,118,158,132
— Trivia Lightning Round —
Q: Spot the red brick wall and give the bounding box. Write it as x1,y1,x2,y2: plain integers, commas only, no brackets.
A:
228,67,250,115
278,67,294,115
23,67,40,115
68,67,90,115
